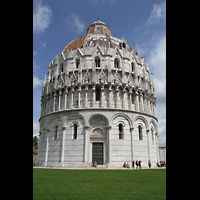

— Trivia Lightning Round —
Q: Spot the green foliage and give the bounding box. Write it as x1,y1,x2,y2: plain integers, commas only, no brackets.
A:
33,136,39,147
33,169,166,200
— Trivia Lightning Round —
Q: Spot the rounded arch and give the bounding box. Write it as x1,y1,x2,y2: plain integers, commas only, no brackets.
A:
47,115,62,130
149,119,157,132
94,56,101,67
65,113,86,127
40,118,47,129
133,115,149,130
111,113,133,128
114,57,120,68
87,113,109,127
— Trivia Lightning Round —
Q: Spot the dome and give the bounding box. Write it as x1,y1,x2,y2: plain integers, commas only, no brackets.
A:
62,20,133,53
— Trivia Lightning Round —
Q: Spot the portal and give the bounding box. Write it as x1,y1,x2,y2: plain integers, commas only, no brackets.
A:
92,143,103,165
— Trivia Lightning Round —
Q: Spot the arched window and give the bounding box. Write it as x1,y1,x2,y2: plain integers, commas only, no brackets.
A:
114,58,119,68
61,63,63,72
95,57,100,67
54,125,58,140
73,124,77,139
119,123,124,139
76,59,80,69
131,62,134,72
96,88,100,101
138,125,143,140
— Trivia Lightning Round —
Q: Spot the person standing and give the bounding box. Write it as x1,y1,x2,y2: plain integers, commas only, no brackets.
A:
139,160,141,169
148,160,151,168
136,160,138,169
132,160,134,169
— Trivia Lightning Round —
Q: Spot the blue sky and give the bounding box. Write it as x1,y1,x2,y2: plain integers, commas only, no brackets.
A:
33,0,166,143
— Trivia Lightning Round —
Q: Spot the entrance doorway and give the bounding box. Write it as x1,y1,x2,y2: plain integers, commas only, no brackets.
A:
92,143,103,165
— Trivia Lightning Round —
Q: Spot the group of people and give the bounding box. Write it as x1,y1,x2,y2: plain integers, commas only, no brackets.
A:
91,161,97,167
123,160,153,169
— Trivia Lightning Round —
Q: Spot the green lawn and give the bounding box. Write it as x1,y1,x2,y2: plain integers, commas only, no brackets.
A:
33,168,166,200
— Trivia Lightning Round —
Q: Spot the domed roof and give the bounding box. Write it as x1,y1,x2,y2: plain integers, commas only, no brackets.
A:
62,20,133,54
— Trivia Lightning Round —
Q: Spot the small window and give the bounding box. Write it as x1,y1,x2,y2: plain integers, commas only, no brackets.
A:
95,57,100,67
76,100,79,108
122,42,126,48
73,124,77,139
54,125,58,140
119,123,124,139
114,59,119,68
76,59,80,69
138,125,143,140
61,63,63,72
96,88,100,101
131,62,134,72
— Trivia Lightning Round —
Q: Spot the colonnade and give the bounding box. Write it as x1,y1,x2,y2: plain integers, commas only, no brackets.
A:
40,84,156,117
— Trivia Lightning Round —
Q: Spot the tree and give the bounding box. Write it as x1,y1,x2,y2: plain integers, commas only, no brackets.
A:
33,136,39,147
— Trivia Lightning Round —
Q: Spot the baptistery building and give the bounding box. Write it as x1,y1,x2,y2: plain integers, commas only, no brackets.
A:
36,20,159,168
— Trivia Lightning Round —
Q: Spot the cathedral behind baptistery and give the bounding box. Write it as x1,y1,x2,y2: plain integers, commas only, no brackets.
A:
36,19,159,168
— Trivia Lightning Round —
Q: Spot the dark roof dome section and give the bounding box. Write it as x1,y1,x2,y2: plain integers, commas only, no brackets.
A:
86,20,112,36
62,20,133,53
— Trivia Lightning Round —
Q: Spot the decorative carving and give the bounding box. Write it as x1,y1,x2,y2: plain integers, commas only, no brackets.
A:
83,71,91,84
70,73,77,86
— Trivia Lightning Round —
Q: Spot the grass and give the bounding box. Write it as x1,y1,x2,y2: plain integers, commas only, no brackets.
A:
33,168,166,200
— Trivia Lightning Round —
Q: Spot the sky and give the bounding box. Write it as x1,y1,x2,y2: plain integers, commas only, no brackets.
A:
33,0,166,143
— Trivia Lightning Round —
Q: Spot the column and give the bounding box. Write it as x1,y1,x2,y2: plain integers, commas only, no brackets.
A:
92,85,95,107
84,126,90,163
154,102,157,117
71,87,74,109
130,127,134,161
155,132,160,164
140,94,144,112
122,89,126,109
146,129,150,161
146,97,150,114
129,91,132,110
64,89,68,110
78,87,81,108
106,126,112,163
45,129,50,167
85,86,88,108
58,90,61,111
115,87,119,108
53,93,56,112
46,96,49,114
149,101,152,115
135,91,139,111
108,86,112,108
49,93,51,113
61,127,66,166
101,85,104,108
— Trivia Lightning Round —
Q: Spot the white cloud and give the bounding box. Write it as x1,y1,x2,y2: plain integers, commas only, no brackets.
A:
33,50,38,56
146,1,166,25
33,0,53,34
33,76,43,90
33,119,40,138
148,35,166,103
147,35,166,144
67,13,85,33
